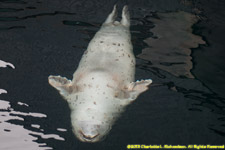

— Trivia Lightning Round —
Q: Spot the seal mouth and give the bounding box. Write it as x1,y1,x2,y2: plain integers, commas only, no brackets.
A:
79,130,99,141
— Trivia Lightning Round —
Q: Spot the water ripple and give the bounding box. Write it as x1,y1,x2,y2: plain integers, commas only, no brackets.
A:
0,61,65,150
0,11,75,22
0,0,27,4
0,59,15,69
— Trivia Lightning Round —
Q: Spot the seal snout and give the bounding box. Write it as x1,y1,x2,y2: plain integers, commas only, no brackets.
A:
77,121,102,142
79,130,99,141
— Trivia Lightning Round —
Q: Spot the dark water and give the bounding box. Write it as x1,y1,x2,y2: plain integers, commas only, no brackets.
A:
0,0,225,149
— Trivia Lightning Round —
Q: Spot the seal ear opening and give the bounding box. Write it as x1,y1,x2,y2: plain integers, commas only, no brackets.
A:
124,79,152,101
48,75,73,98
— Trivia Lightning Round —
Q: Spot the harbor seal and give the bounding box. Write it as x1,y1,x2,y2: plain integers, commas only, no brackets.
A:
48,5,152,142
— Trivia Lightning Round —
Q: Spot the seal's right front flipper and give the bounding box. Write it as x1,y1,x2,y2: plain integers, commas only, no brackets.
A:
48,75,72,98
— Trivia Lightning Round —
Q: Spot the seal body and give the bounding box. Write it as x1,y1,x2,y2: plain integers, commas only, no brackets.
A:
48,5,152,142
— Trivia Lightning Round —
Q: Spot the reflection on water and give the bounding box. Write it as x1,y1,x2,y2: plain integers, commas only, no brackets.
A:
0,99,50,150
0,0,225,148
0,61,64,150
134,11,225,137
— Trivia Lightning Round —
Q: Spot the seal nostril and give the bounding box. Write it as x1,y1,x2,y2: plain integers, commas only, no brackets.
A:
79,130,99,140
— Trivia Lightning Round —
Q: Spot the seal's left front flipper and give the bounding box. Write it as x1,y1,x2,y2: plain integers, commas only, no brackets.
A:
125,79,152,101
48,75,72,98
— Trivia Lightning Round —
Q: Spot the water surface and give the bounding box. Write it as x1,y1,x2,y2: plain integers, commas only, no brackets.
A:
0,0,225,149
